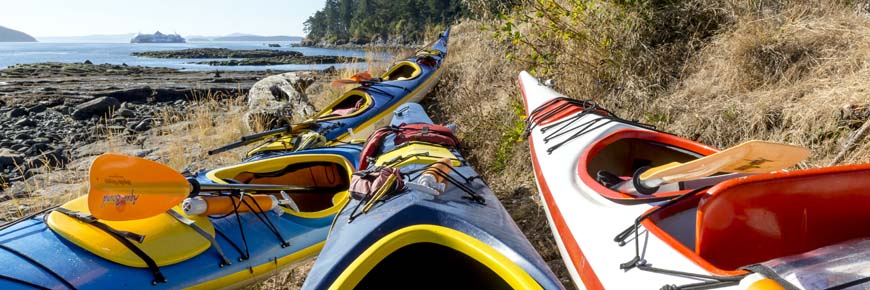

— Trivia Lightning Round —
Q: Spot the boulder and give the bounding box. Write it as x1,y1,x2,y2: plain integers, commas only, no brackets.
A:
7,107,26,118
71,96,120,120
115,108,136,118
28,104,47,114
0,148,24,167
132,118,152,132
244,72,317,131
14,118,36,127
26,148,67,169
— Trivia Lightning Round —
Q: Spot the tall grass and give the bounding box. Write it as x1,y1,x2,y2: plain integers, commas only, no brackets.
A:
426,2,869,287
154,91,252,171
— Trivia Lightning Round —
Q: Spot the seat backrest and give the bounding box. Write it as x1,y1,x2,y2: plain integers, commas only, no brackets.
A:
695,164,870,271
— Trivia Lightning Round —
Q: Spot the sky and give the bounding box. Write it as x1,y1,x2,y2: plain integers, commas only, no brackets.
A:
0,0,326,37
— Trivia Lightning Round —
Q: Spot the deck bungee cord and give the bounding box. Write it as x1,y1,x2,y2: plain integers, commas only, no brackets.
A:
301,103,564,290
524,96,664,154
611,186,751,290
345,144,485,223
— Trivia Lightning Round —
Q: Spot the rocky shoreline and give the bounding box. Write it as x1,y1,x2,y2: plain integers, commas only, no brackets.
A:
132,48,302,59
192,55,364,66
132,48,365,66
0,61,291,190
297,35,425,49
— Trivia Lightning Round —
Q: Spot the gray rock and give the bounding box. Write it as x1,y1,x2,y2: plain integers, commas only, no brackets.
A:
0,148,24,167
7,107,26,118
53,105,70,114
26,148,66,168
10,144,27,152
71,96,120,120
133,118,152,131
28,104,47,114
115,108,136,118
14,118,36,127
25,143,51,156
244,72,317,131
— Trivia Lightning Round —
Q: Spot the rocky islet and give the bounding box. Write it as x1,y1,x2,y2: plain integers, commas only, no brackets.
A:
131,48,364,66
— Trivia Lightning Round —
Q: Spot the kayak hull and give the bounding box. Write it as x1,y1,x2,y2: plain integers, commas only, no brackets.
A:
246,28,450,157
301,103,565,290
0,145,361,290
519,71,870,290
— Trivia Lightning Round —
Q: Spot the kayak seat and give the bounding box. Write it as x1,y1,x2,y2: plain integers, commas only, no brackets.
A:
46,196,215,268
330,98,365,116
207,155,352,216
232,162,349,213
318,91,371,120
695,164,870,271
580,129,717,202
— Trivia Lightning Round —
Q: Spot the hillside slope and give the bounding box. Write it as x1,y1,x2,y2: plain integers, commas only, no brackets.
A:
423,2,869,287
0,25,37,42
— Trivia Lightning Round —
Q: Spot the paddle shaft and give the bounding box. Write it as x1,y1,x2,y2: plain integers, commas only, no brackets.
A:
207,122,315,155
614,172,749,196
191,179,319,194
207,126,292,155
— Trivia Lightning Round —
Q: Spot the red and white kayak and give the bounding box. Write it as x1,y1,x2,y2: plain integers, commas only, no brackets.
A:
518,71,870,290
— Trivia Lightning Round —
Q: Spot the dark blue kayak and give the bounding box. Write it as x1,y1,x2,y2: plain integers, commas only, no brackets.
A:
0,144,361,289
301,103,565,290
242,28,451,158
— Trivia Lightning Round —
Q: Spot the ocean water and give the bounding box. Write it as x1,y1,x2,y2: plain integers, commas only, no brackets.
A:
0,42,379,71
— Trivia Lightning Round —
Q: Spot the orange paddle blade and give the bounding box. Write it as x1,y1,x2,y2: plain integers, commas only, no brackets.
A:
88,154,190,221
330,72,373,87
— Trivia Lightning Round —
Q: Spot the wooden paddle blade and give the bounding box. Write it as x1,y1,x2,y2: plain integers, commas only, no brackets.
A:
88,154,190,221
330,72,373,87
640,140,810,184
330,79,359,87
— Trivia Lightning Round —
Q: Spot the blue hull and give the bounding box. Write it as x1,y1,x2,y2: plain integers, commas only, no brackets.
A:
302,103,564,289
0,145,361,289
246,28,451,157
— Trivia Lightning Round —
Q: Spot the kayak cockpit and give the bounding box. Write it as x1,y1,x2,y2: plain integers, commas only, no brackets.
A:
206,153,352,218
381,61,421,81
639,164,870,275
328,224,543,290
356,243,513,289
315,91,372,120
579,129,718,202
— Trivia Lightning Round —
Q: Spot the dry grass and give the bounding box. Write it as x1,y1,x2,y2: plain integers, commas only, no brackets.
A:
422,1,869,287
4,3,866,287
153,92,253,171
0,92,255,222
494,0,869,166
659,3,870,166
423,21,573,286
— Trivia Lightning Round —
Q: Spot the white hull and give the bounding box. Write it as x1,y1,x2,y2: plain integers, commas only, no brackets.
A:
519,71,743,290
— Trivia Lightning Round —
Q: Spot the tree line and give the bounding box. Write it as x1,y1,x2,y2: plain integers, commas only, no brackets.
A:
303,0,467,44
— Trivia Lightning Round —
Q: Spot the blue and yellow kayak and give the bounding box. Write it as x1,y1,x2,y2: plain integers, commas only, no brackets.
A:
243,28,450,158
0,145,361,289
301,103,565,290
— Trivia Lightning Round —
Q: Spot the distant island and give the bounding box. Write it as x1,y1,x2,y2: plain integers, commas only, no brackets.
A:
187,33,302,42
131,31,185,43
0,25,37,42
